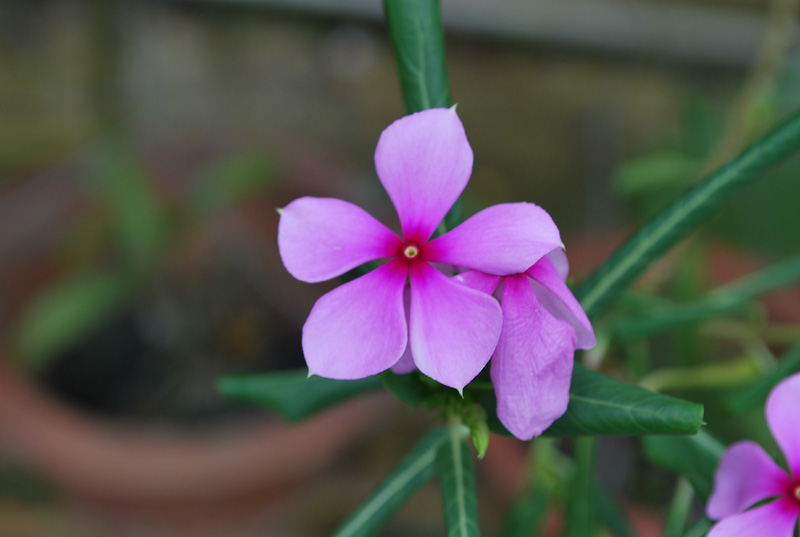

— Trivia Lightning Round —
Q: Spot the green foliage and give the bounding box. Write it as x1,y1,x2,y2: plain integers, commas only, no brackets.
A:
473,364,703,437
14,272,135,369
90,142,168,268
190,152,272,214
331,430,447,537
500,487,550,537
664,479,695,537
383,0,450,113
436,421,480,537
576,109,800,319
613,153,699,196
726,340,800,413
563,437,597,537
217,370,382,422
642,430,724,500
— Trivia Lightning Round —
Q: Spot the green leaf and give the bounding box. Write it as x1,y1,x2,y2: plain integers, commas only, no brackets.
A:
709,254,800,302
218,370,382,422
682,518,713,537
190,152,273,214
642,430,724,500
437,420,480,537
91,142,168,268
473,365,704,436
612,298,755,340
593,479,637,537
15,272,135,369
725,340,800,413
563,437,597,537
500,487,550,537
576,109,800,319
383,0,450,113
380,370,439,406
331,429,447,537
665,478,694,537
613,153,699,196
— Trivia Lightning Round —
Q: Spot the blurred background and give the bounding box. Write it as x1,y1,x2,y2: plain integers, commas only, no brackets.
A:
1,1,799,536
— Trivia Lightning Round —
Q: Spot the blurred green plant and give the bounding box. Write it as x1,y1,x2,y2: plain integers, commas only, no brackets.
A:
12,142,274,371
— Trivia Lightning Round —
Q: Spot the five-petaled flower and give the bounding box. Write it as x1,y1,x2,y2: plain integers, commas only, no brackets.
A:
706,372,800,537
454,250,595,439
278,107,564,392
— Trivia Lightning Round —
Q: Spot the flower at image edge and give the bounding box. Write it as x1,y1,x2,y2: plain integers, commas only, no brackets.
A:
705,372,800,537
277,108,563,391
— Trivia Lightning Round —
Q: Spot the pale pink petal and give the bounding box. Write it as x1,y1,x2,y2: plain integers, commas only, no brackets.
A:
453,271,502,295
766,373,800,478
391,289,416,374
278,197,402,283
302,259,408,379
409,261,502,391
527,256,596,350
491,274,576,440
707,499,799,537
374,108,473,243
707,441,791,520
425,203,562,276
547,247,569,281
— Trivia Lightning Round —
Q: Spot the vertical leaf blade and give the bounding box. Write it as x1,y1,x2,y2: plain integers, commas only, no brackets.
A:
436,423,480,537
576,109,800,319
383,0,450,113
331,429,447,537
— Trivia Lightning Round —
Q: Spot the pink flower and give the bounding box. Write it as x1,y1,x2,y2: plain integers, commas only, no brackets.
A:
456,248,595,440
277,108,563,391
706,373,800,537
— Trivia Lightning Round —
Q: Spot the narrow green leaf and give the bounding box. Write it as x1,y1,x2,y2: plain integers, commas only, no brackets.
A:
563,437,596,537
500,487,550,537
331,429,447,537
190,152,273,214
436,420,480,537
682,517,713,537
15,272,135,369
90,142,168,268
613,299,755,340
593,479,637,537
380,370,438,407
709,254,800,302
473,365,704,436
613,153,699,196
642,430,724,500
218,370,382,422
548,365,704,436
576,109,800,319
383,0,450,113
665,478,694,537
725,340,800,413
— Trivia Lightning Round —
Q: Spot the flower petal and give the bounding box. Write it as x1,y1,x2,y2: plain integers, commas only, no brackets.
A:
766,373,800,478
374,108,473,243
409,261,502,391
302,259,408,379
547,247,570,281
425,203,562,275
278,197,402,283
491,274,576,440
527,256,596,350
706,441,791,520
453,271,502,295
707,499,799,537
391,289,416,374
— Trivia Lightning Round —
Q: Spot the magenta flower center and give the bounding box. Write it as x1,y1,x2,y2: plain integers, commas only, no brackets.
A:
794,484,800,502
403,244,420,260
